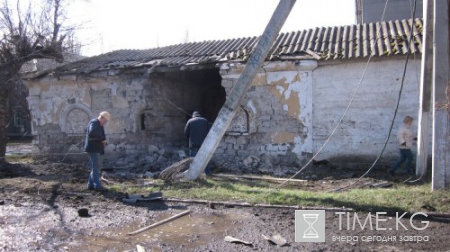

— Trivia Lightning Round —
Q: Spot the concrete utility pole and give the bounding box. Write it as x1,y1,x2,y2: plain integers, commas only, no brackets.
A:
416,0,434,176
432,0,450,190
183,0,297,180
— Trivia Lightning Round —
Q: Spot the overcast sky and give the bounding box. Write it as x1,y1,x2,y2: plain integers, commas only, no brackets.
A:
70,0,356,56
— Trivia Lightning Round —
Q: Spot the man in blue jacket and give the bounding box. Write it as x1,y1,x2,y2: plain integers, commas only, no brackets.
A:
184,111,212,175
84,111,110,190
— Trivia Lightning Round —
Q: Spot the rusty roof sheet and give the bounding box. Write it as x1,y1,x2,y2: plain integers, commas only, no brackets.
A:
53,18,423,75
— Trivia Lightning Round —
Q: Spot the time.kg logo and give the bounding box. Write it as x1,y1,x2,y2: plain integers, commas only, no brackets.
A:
295,210,326,242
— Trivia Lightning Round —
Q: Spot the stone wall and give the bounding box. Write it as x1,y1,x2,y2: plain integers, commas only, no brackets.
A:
24,69,223,172
26,72,150,166
24,57,428,175
312,58,427,167
213,61,317,174
213,58,428,173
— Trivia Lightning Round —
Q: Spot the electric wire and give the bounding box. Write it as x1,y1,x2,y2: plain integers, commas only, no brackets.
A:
163,97,192,117
276,0,393,189
333,52,414,192
9,2,423,194
331,0,419,192
59,140,85,163
276,57,373,189
278,0,422,191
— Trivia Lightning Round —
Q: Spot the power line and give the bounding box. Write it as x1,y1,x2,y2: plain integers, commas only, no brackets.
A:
277,0,422,192
277,0,394,189
332,0,419,192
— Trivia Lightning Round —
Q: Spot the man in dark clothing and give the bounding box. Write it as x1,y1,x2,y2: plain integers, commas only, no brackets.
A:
84,111,110,190
184,111,211,175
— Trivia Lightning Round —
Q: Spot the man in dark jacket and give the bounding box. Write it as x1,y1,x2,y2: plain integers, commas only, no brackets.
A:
84,111,110,190
184,111,211,175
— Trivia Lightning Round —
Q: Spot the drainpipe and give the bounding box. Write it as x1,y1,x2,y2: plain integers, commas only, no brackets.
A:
183,0,297,180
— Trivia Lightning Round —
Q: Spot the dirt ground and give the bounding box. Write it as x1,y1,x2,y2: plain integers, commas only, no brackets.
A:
1,158,450,252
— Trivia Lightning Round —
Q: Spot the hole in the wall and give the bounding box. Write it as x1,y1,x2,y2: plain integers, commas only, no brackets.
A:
145,67,225,143
181,68,225,123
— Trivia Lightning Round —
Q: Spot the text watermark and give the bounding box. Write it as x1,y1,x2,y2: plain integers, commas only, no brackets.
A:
295,211,430,243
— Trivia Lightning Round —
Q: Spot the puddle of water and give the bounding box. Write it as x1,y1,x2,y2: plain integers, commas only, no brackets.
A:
68,211,250,251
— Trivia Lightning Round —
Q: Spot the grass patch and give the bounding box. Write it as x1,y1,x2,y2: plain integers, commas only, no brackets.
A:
6,139,33,163
5,154,33,163
111,178,450,213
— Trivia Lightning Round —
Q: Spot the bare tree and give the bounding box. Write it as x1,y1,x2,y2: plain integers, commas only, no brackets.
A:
0,0,76,164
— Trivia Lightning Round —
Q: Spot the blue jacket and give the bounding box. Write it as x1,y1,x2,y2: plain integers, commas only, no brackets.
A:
84,118,106,154
184,116,209,148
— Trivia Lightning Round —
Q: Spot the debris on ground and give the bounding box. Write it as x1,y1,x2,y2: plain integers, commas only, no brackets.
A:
422,204,437,212
2,158,450,251
122,192,163,203
136,244,146,252
159,158,193,181
370,181,393,188
77,208,90,217
262,234,288,246
212,173,307,183
242,155,260,168
144,171,159,178
224,236,252,246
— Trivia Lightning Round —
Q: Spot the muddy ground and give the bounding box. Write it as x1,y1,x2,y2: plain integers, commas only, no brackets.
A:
1,157,450,251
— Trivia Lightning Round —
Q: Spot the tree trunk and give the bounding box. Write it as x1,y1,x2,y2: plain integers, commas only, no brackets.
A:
0,89,9,164
0,72,16,165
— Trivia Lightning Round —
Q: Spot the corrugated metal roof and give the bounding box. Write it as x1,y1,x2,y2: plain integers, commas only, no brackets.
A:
53,18,423,75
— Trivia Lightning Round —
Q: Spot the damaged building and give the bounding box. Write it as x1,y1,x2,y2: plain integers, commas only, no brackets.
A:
23,18,426,175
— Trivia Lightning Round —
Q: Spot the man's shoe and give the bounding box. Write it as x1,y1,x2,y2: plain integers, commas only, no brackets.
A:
388,170,395,176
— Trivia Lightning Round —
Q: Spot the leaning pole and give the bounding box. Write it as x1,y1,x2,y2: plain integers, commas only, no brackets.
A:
183,0,297,180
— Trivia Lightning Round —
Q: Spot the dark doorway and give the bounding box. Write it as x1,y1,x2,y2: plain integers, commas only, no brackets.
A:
144,66,225,144
186,68,226,122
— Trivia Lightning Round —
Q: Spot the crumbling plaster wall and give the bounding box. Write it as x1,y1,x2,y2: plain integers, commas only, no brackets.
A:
25,56,426,174
311,57,424,167
216,57,426,172
25,70,211,170
26,72,154,165
216,61,317,173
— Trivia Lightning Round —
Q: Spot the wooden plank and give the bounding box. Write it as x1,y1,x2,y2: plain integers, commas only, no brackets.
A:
127,210,191,235
211,173,307,183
